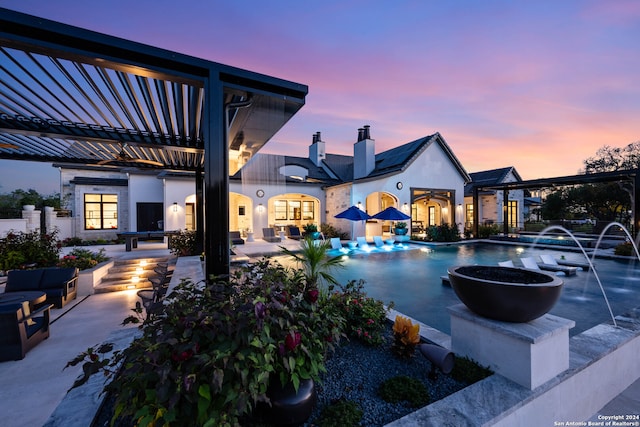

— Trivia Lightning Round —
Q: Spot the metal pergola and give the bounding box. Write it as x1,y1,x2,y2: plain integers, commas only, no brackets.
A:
0,8,308,277
473,169,639,237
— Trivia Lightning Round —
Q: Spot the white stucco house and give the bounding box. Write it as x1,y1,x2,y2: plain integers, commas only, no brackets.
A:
54,126,473,241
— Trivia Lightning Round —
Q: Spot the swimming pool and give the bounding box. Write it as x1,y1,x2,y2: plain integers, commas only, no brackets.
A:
280,242,640,336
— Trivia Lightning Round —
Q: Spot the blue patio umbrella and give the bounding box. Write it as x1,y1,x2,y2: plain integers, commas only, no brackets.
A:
335,205,372,240
372,206,411,221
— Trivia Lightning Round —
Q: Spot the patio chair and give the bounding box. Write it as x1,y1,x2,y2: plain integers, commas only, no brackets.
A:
0,301,53,361
373,236,385,247
262,228,281,243
287,226,303,240
230,231,245,245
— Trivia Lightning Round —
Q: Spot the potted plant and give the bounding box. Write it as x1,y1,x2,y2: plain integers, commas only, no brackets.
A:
70,258,345,426
394,222,408,236
303,223,321,240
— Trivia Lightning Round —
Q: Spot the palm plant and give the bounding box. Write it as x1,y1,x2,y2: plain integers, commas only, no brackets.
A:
280,236,344,288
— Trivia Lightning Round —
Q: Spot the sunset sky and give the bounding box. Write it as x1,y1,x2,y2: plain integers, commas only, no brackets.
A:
1,0,639,194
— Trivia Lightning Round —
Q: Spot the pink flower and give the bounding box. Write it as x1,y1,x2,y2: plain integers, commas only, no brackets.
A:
284,331,301,351
306,289,319,303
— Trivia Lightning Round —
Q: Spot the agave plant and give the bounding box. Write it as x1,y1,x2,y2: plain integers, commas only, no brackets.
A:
280,236,344,289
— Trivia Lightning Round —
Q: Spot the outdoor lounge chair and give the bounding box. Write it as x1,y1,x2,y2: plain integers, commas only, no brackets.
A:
539,255,579,275
262,228,281,243
287,226,303,240
330,237,343,250
0,301,53,361
373,236,385,247
498,260,515,267
521,256,576,276
356,236,373,251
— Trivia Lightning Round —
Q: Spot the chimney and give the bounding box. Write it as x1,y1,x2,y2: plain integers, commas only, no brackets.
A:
354,125,375,179
309,131,325,166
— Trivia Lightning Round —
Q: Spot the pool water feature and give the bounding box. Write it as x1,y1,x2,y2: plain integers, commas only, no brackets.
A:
310,243,640,336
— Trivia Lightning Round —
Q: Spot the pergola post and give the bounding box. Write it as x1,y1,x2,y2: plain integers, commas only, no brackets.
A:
635,170,640,238
195,167,204,255
503,189,510,235
203,74,229,279
473,186,480,238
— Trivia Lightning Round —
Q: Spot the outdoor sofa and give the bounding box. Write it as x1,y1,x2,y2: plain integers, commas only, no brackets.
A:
4,267,78,308
0,301,53,361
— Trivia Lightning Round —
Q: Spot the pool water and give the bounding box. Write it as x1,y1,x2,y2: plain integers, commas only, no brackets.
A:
285,243,640,336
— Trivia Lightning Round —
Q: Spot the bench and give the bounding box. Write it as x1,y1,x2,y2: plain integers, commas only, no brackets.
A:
4,267,78,309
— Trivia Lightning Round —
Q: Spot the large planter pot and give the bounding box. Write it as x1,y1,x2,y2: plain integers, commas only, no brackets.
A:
256,378,316,426
447,265,563,323
394,227,408,236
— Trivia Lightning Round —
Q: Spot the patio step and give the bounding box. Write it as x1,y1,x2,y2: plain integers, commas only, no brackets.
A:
94,256,175,293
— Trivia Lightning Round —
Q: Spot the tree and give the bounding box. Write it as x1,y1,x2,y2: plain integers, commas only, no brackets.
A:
540,191,566,220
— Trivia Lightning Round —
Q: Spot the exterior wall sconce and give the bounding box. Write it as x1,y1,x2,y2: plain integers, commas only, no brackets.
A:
357,201,362,210
257,203,264,213
172,202,178,212
402,202,409,212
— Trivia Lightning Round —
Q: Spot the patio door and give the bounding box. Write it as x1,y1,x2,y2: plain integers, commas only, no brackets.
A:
137,202,163,231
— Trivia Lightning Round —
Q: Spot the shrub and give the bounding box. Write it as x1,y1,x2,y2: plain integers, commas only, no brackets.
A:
477,224,501,238
377,375,430,407
320,223,349,240
314,399,363,426
0,229,60,270
450,355,493,384
614,242,635,257
327,279,390,346
168,229,197,256
425,223,461,242
58,248,110,270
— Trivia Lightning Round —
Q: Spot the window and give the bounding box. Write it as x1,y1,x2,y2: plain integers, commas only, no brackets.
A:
275,200,287,220
302,201,314,220
508,200,518,229
186,203,195,230
84,193,118,230
465,204,474,227
428,206,436,226
288,201,301,220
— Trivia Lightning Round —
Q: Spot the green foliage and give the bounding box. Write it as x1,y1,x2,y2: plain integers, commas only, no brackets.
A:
614,242,636,257
73,260,345,426
0,189,60,215
327,279,390,346
303,223,318,233
377,376,430,407
58,247,109,270
0,229,61,270
280,237,344,288
450,356,493,384
320,223,349,240
314,399,363,427
168,229,197,256
424,223,461,242
477,224,501,238
395,222,407,229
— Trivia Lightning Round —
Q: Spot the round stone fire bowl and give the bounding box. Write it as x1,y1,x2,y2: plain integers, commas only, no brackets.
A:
447,265,563,323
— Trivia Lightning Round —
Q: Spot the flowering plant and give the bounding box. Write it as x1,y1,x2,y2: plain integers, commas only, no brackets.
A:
328,279,390,346
75,258,344,426
58,248,109,270
392,315,420,358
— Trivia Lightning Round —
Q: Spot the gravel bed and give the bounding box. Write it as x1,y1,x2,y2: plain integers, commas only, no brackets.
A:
306,329,468,426
95,329,471,427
